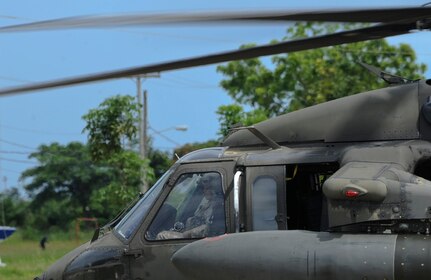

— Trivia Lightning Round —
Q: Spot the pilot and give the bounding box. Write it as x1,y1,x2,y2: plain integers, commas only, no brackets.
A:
156,173,223,239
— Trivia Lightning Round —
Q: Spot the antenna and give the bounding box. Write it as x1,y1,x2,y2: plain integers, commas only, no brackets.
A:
230,126,282,150
358,62,416,85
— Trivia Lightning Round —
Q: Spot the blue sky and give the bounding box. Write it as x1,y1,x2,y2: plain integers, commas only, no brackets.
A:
0,0,430,191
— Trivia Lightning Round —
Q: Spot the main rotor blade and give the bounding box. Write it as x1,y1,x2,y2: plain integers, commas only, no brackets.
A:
1,7,431,32
0,21,417,96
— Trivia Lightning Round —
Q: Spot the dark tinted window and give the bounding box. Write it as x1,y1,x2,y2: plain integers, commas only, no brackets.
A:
146,172,225,240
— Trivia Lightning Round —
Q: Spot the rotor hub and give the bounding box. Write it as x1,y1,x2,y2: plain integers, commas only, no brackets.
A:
416,18,431,30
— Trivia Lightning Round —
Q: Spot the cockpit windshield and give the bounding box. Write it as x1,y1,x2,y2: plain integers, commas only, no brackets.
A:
114,168,173,240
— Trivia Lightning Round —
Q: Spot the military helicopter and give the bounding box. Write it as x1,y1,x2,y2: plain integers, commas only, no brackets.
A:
2,5,431,280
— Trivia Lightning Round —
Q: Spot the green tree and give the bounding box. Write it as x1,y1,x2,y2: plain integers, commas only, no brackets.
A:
82,95,141,160
21,142,108,212
20,142,110,230
83,95,154,215
29,198,78,232
147,147,173,184
216,23,427,136
89,151,147,220
217,104,268,137
174,140,220,159
19,95,157,229
0,187,29,227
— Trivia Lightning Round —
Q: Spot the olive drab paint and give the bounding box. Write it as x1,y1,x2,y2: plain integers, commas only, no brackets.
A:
14,5,431,280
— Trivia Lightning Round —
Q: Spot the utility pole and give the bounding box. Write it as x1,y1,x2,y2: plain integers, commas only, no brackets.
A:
137,77,144,157
137,89,149,193
1,176,6,226
143,89,148,162
135,74,159,193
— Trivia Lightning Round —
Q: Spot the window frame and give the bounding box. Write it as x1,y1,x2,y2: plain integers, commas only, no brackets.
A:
145,171,225,241
138,161,236,245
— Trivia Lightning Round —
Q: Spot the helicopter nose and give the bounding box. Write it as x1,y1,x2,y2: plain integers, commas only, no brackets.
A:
35,242,90,280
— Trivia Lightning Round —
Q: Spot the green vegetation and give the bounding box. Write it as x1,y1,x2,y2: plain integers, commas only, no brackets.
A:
173,139,220,158
216,22,427,136
0,231,93,280
0,22,428,277
83,95,154,212
0,94,202,239
1,95,167,238
21,142,111,228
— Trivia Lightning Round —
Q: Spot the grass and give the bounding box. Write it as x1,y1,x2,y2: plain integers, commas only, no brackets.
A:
0,231,93,280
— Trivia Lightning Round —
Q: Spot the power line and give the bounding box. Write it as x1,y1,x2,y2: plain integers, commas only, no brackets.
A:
0,14,20,20
0,14,34,21
153,146,177,150
150,79,221,90
149,127,181,146
162,75,220,89
340,49,431,56
0,75,32,83
0,124,81,136
0,167,22,174
121,29,239,43
0,150,31,155
0,157,37,164
0,138,36,150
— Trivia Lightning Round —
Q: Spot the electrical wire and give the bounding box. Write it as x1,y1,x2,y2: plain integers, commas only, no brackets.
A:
0,14,34,21
0,157,37,164
0,150,31,155
163,74,220,88
148,127,181,146
0,138,36,150
119,29,239,43
0,75,32,83
0,124,81,136
0,167,22,174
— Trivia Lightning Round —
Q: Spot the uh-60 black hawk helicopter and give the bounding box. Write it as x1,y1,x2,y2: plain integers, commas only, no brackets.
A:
2,5,431,280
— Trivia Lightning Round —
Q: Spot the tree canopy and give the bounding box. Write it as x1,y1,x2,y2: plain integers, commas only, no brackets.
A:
216,23,427,136
17,95,159,231
21,142,108,212
173,140,220,158
82,95,154,216
7,23,429,237
82,95,141,161
20,142,110,230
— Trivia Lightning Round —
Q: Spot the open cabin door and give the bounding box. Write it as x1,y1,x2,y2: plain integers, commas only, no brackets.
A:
244,163,338,232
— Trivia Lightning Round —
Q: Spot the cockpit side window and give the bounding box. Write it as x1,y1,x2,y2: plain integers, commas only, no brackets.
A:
146,172,226,240
115,168,173,240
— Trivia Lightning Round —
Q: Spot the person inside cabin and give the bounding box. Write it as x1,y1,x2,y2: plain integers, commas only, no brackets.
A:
156,173,224,239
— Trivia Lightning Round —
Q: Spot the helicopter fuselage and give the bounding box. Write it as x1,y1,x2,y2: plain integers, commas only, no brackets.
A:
37,80,431,280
